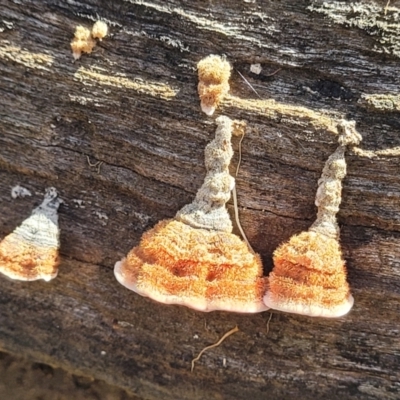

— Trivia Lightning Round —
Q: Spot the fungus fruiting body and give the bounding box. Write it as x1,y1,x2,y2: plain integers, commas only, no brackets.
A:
115,116,268,313
264,120,362,318
197,55,231,116
71,25,96,60
91,20,108,40
71,21,108,60
0,187,62,282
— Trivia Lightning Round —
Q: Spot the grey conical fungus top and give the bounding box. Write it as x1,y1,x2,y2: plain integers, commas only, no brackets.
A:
13,187,62,248
176,116,235,232
310,119,362,239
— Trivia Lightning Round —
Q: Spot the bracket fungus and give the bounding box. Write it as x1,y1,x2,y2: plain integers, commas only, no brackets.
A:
197,55,231,116
264,120,362,318
0,187,62,282
114,116,268,313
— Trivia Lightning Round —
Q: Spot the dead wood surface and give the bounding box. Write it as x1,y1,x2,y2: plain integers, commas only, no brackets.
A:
0,350,140,400
0,1,400,399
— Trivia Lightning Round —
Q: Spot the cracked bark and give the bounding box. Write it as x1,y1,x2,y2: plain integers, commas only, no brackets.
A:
0,1,400,399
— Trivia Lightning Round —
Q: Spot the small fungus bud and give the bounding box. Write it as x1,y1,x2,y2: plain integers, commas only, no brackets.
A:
0,187,62,282
114,116,268,313
91,20,108,40
71,25,96,60
71,21,108,60
197,55,231,116
263,120,362,318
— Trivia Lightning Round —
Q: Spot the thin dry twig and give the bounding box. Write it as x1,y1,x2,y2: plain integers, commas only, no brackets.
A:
292,134,305,151
191,326,239,372
265,67,282,77
232,186,254,253
236,69,261,98
236,67,282,98
232,124,255,253
235,130,245,177
266,312,273,336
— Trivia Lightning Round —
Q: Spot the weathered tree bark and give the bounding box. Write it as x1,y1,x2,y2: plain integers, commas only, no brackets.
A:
1,1,400,399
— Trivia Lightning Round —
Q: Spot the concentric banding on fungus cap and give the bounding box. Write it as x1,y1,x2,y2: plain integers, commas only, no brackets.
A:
114,219,269,313
114,116,269,313
263,119,362,318
264,231,354,318
0,187,62,282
